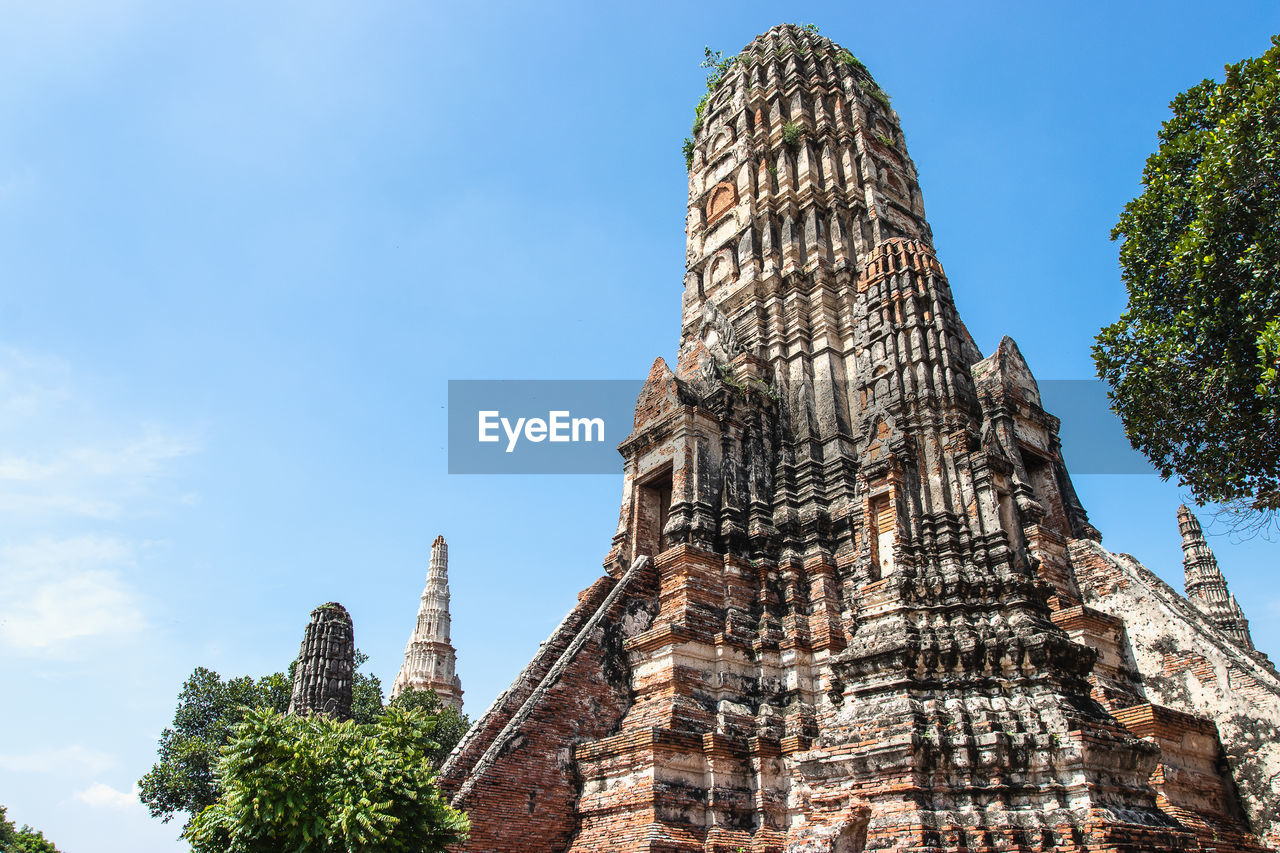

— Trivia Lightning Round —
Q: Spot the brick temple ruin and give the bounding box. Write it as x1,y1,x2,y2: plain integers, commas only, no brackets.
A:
439,25,1280,853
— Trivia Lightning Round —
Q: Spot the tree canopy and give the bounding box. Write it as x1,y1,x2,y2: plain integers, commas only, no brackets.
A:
1095,35,1280,518
183,706,468,853
137,667,291,827
0,806,62,853
388,687,471,768
140,652,400,828
140,657,469,831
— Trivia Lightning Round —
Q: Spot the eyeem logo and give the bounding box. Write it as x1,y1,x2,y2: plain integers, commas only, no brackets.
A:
478,411,605,453
448,378,1149,475
449,380,642,474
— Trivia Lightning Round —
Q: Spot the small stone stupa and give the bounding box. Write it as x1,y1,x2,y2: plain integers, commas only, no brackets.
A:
287,601,355,720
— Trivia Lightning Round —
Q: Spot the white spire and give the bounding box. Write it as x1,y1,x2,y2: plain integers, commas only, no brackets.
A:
390,535,463,708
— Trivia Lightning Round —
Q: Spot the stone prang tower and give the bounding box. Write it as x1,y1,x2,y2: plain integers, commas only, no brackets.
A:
1178,505,1259,654
441,25,1280,853
391,535,463,709
288,601,355,720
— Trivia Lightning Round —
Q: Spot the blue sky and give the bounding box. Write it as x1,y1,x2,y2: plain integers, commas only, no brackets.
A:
1,3,1278,851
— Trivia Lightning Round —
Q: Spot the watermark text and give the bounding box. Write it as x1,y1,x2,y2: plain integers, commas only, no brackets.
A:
478,410,606,452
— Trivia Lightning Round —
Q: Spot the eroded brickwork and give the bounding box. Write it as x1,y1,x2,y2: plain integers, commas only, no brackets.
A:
441,23,1277,853
1112,704,1265,853
442,557,658,852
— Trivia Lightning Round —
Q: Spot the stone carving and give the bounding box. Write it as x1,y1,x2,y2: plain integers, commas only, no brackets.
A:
439,24,1279,853
391,535,464,709
698,299,741,363
287,602,354,720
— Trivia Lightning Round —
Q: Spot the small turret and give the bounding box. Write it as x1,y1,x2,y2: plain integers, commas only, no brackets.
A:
1178,505,1256,651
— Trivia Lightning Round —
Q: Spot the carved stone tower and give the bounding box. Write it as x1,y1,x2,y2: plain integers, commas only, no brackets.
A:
391,535,463,710
288,601,355,720
441,24,1277,853
1179,505,1256,652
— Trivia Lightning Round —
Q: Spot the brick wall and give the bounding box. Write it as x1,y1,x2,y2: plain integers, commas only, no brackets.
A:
443,558,658,853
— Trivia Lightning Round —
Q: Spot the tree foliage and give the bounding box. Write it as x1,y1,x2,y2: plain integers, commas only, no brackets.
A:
0,807,16,851
683,45,739,169
388,688,471,768
141,657,470,833
1096,36,1280,517
140,652,387,828
183,707,468,853
0,806,62,853
351,668,385,725
138,667,291,827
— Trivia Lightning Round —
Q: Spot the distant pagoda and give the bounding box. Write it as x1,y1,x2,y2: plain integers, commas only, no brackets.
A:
288,601,355,720
391,535,463,709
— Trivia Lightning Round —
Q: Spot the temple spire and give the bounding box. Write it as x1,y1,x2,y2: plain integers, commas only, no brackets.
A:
288,602,355,719
1179,505,1256,651
391,535,463,709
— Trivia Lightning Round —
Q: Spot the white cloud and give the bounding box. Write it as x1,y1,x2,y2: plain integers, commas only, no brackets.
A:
75,781,141,811
0,537,145,653
3,566,143,648
0,454,59,480
0,745,114,775
70,429,199,477
0,492,123,519
0,428,200,519
0,349,200,657
0,427,195,485
0,348,201,522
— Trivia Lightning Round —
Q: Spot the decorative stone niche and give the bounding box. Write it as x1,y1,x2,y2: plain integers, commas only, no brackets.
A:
705,181,737,226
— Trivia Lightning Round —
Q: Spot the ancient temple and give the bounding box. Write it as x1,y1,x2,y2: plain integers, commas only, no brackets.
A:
391,535,463,709
288,601,355,720
440,25,1280,853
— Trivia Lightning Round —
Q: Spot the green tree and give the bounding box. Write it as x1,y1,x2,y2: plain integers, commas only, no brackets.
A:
137,667,291,827
0,806,16,851
140,654,458,829
1096,36,1280,521
0,806,63,853
9,830,59,853
184,707,468,853
388,688,471,768
139,655,385,827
